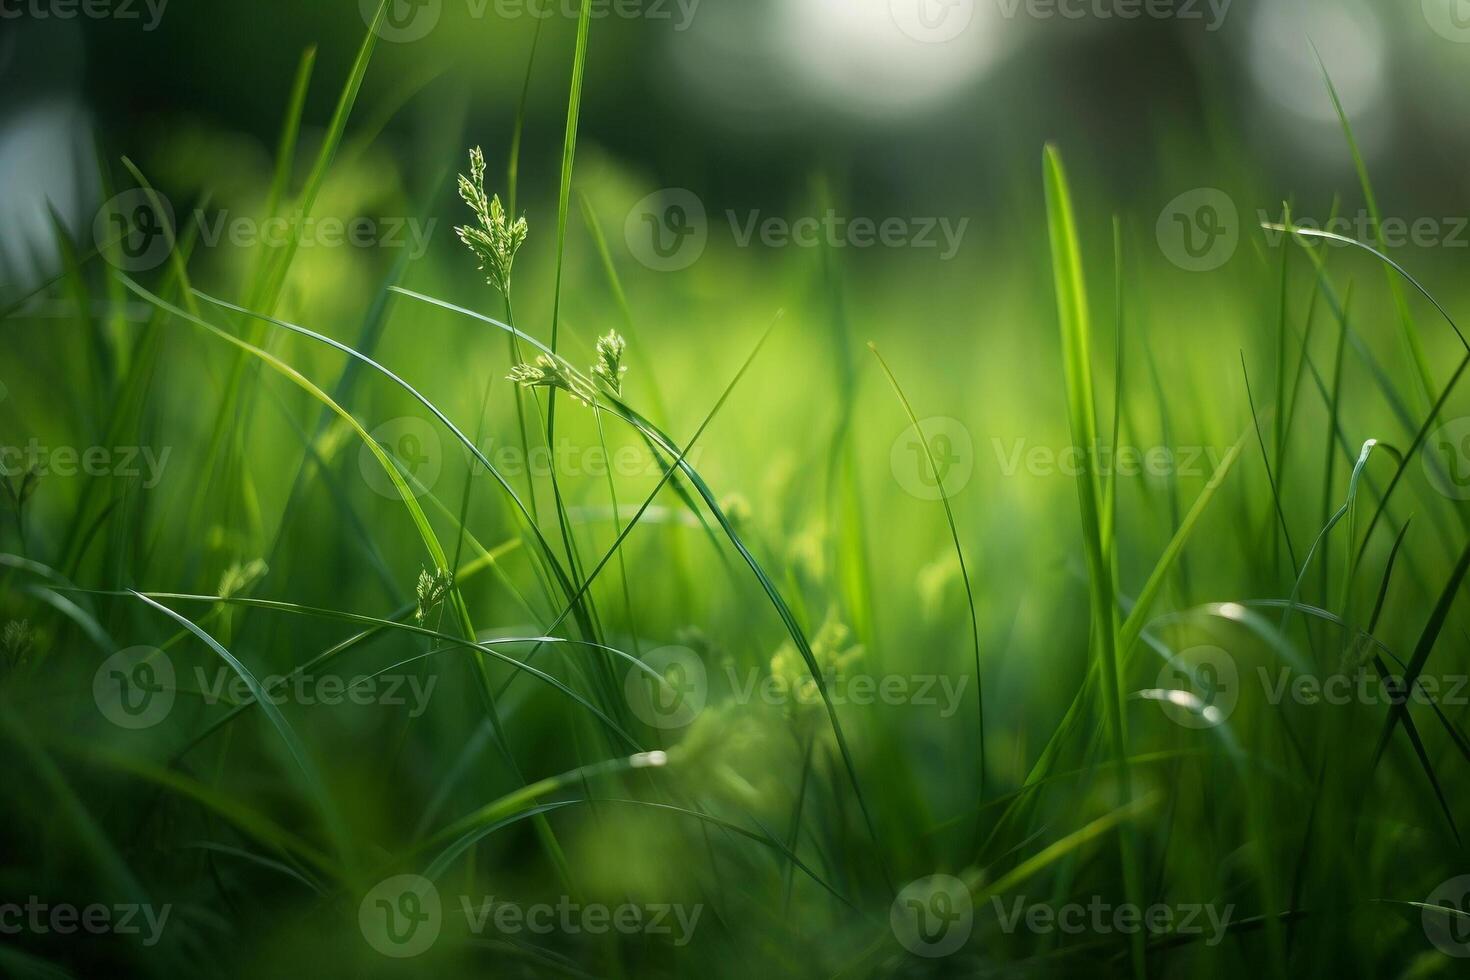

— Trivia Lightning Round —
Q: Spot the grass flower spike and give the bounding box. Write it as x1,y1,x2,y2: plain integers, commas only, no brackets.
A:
415,566,453,626
593,331,628,395
507,354,598,407
508,332,633,408
456,146,528,296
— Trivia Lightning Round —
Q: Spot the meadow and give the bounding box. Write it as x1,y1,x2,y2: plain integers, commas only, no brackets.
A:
2,1,1469,976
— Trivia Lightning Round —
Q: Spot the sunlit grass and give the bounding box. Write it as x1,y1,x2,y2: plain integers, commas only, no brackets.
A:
1,4,1469,978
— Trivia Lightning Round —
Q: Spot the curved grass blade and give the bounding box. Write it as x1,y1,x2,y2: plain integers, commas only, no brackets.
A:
1372,538,1470,767
188,287,582,616
128,590,349,861
1280,439,1395,635
93,589,653,750
1044,145,1145,979
868,343,986,799
119,276,452,574
394,284,893,883
56,739,334,875
1311,49,1447,402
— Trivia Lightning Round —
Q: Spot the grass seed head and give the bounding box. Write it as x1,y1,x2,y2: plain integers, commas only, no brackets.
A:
508,354,597,407
593,331,629,396
219,559,269,600
415,566,453,625
456,146,528,296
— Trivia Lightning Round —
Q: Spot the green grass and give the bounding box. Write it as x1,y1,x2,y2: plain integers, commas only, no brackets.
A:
3,11,1470,980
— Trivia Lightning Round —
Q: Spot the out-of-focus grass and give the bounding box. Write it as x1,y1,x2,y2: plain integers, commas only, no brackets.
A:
2,7,1469,979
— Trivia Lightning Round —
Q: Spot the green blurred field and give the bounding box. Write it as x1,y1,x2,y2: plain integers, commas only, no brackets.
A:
3,2,1470,977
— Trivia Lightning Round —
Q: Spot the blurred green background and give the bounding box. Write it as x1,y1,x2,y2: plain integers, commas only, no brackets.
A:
4,0,1470,977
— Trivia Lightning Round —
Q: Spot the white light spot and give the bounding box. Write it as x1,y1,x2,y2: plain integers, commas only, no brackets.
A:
1246,0,1386,125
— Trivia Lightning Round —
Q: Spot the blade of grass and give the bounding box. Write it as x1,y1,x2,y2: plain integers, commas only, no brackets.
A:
867,344,986,804
128,590,348,854
1313,47,1439,409
1043,144,1144,980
